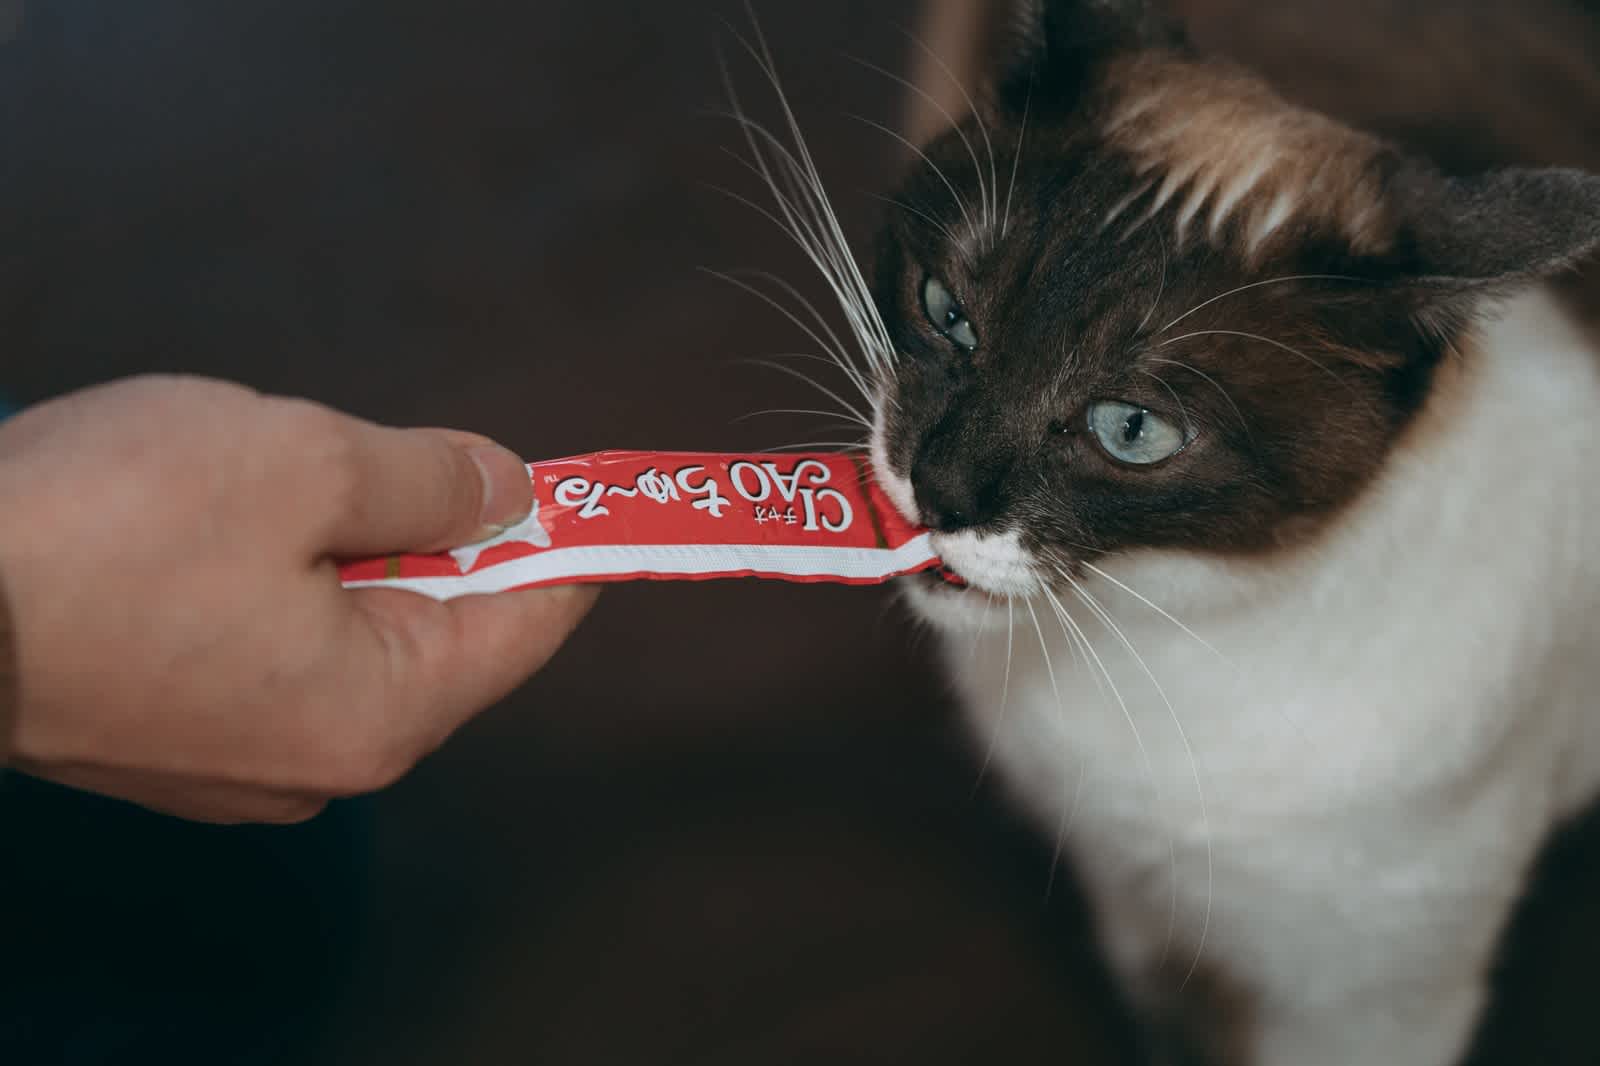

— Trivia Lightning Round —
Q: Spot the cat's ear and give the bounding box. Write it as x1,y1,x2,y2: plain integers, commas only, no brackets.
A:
993,0,1185,115
1389,164,1600,287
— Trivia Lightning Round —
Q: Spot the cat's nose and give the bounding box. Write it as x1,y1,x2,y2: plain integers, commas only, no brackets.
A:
910,456,1006,532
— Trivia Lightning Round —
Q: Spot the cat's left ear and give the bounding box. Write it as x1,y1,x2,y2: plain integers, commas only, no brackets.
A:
1387,163,1600,290
992,0,1187,116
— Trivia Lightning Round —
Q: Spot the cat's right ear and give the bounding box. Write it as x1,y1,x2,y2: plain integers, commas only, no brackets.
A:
991,0,1186,116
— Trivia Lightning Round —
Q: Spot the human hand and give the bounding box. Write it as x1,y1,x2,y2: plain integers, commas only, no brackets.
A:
0,375,597,824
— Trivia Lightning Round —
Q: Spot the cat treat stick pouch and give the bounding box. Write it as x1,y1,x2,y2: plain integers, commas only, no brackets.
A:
338,451,939,601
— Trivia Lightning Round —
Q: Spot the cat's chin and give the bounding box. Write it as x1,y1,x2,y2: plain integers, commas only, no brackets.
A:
897,570,1005,633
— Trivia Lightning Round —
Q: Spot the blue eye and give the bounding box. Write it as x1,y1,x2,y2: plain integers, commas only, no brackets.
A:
922,276,979,351
1087,401,1193,465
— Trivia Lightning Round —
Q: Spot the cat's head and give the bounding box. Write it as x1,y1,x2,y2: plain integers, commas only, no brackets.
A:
868,0,1600,621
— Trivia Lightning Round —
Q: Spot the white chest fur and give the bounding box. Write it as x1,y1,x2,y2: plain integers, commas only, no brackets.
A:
915,287,1600,1063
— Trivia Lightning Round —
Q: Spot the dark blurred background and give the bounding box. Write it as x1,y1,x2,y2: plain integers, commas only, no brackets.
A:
3,2,1600,1064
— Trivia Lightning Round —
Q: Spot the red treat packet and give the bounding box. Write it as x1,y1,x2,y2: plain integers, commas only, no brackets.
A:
338,451,938,601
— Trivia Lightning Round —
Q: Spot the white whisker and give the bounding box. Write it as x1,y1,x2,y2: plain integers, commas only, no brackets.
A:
972,597,1017,791
1156,328,1367,408
1144,357,1252,441
1080,559,1313,745
706,139,879,367
1036,592,1102,884
710,106,865,326
1136,233,1169,338
1061,568,1212,991
848,53,992,235
731,10,897,362
735,407,872,429
703,268,873,404
745,358,875,428
1155,273,1371,337
868,192,970,262
1024,595,1073,903
1001,77,1032,242
1077,560,1234,670
896,24,999,244
759,440,868,453
716,40,894,379
850,113,979,238
1039,582,1178,968
1139,369,1191,432
727,266,877,402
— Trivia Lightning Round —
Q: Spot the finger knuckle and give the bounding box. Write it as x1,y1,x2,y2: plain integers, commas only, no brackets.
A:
273,399,366,509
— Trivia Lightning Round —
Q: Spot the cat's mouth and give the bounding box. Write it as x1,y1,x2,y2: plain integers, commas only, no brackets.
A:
918,561,971,594
920,529,1042,598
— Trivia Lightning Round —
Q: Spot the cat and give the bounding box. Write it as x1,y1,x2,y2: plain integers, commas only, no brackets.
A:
847,1,1600,1063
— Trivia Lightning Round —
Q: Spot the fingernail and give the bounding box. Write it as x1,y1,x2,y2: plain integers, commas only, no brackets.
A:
467,444,533,535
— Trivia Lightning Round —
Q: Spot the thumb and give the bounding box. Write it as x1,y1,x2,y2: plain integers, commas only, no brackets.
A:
320,421,534,557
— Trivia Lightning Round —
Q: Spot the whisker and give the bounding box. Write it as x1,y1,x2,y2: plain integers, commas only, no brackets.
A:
1024,598,1064,727
1076,560,1234,670
847,52,991,234
1144,357,1252,441
1156,327,1354,392
745,358,875,427
1039,582,1178,967
848,113,980,239
759,440,868,453
1139,369,1191,432
1154,274,1373,337
703,268,874,404
709,104,864,323
724,265,876,400
972,595,1017,791
895,23,998,244
1036,591,1102,886
1076,559,1311,746
729,10,897,362
715,88,887,389
704,162,875,360
1061,568,1212,991
867,192,971,263
736,351,857,372
1023,593,1071,903
966,593,996,667
720,139,896,377
961,594,997,788
740,352,888,414
1000,76,1032,241
734,408,872,428
1136,232,1169,338
1050,346,1082,398
704,153,883,388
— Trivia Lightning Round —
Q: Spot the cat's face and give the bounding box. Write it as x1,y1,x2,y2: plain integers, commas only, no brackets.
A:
864,0,1600,619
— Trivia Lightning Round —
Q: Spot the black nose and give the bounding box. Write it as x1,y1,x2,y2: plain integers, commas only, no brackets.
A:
911,450,1008,532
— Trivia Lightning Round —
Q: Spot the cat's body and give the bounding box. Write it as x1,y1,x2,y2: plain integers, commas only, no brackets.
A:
907,287,1600,1064
827,2,1600,1061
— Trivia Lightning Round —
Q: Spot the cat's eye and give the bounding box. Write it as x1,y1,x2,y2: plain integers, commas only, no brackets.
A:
922,276,979,351
1086,401,1193,466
